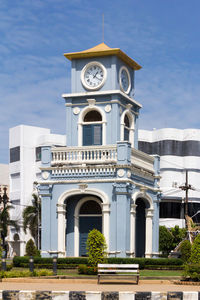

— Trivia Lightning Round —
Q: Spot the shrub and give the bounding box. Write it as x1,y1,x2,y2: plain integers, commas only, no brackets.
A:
159,226,174,255
78,264,97,275
179,240,191,262
25,239,38,257
183,264,200,281
86,229,107,267
0,269,53,278
190,234,200,264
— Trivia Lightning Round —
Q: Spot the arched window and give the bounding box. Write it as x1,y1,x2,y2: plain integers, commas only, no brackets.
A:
83,110,102,146
124,114,130,141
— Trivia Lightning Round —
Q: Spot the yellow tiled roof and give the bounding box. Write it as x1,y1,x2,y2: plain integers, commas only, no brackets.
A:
64,43,142,70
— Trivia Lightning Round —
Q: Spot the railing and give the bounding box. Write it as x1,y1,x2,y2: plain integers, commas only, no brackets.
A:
51,145,117,165
131,148,154,174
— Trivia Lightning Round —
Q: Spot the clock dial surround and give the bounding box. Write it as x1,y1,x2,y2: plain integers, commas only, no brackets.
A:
81,61,107,90
119,66,131,94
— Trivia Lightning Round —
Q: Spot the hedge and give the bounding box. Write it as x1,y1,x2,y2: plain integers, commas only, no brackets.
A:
13,256,183,270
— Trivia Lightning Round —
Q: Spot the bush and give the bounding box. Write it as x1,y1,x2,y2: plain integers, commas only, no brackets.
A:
86,229,107,267
0,269,53,278
25,239,38,257
190,234,200,264
179,240,191,262
78,264,97,275
183,264,200,281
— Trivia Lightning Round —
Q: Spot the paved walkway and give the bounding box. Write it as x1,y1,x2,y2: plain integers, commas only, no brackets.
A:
0,279,199,292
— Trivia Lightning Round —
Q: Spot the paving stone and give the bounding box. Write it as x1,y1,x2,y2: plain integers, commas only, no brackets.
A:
101,292,119,300
19,290,36,300
2,290,19,300
35,291,52,300
69,291,86,300
119,292,134,300
183,292,198,300
52,291,69,300
167,292,183,300
86,291,101,300
135,292,151,300
152,292,167,300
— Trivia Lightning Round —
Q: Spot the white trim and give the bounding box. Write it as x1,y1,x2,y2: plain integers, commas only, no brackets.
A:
74,196,102,256
57,187,110,257
62,89,142,108
81,61,107,91
119,66,131,94
131,191,154,257
78,105,107,146
120,110,135,147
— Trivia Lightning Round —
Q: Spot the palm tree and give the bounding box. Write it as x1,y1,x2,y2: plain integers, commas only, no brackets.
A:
0,204,19,256
23,193,41,249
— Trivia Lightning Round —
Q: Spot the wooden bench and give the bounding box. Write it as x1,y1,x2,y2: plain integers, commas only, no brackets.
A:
97,264,139,284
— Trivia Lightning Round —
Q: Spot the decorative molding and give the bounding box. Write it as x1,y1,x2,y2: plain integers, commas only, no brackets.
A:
78,184,88,191
73,107,80,115
126,103,132,110
127,170,131,178
117,169,125,177
62,89,142,108
105,104,111,113
41,171,50,180
87,98,96,106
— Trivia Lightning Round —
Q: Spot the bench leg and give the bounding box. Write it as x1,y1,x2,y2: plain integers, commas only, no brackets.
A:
98,274,100,284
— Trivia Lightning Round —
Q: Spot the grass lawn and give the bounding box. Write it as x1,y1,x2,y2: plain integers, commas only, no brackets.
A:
10,268,183,278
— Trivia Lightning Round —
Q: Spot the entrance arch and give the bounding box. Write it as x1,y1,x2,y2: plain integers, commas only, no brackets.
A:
131,191,154,258
77,197,102,256
57,188,110,257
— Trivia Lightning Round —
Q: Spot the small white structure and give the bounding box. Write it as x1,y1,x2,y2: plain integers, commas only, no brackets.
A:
139,128,200,228
8,125,66,256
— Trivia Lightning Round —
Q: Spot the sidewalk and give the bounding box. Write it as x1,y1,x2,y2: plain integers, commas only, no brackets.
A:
0,278,199,292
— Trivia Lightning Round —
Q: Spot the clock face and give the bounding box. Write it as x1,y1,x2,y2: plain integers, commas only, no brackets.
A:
119,66,131,94
81,61,107,90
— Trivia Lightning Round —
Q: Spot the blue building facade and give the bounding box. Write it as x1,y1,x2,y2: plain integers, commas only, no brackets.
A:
39,43,160,258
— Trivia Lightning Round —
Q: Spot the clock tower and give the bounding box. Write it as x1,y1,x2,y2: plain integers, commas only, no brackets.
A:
39,43,160,258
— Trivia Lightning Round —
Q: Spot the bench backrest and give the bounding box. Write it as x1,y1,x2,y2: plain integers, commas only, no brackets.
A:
98,264,139,269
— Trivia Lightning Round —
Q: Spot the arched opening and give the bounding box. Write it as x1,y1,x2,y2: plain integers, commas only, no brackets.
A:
83,110,102,146
79,199,102,256
124,114,130,141
135,198,147,257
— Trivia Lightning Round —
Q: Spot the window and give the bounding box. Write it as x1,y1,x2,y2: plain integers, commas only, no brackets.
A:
36,147,41,161
10,146,20,163
83,110,102,146
160,201,181,218
124,114,130,141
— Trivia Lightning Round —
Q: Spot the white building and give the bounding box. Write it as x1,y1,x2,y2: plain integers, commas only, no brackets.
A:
139,128,200,228
8,125,66,256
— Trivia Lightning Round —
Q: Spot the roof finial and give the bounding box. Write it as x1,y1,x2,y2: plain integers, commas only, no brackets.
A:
102,13,104,43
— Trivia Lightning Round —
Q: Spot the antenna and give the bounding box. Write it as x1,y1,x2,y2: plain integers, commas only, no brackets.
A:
102,13,104,43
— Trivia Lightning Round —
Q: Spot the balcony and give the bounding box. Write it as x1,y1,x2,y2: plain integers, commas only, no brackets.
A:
50,144,155,176
51,145,117,166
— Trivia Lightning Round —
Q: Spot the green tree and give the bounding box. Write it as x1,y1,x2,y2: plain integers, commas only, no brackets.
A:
86,229,107,267
0,204,19,255
159,226,174,256
190,234,200,264
23,193,41,249
25,239,38,256
171,225,187,248
179,240,191,262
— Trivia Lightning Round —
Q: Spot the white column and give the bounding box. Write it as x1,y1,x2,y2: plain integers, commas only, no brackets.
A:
102,203,110,252
57,203,66,257
145,208,154,258
130,204,137,257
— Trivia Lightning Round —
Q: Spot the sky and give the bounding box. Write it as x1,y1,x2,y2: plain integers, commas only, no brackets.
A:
1,0,200,164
